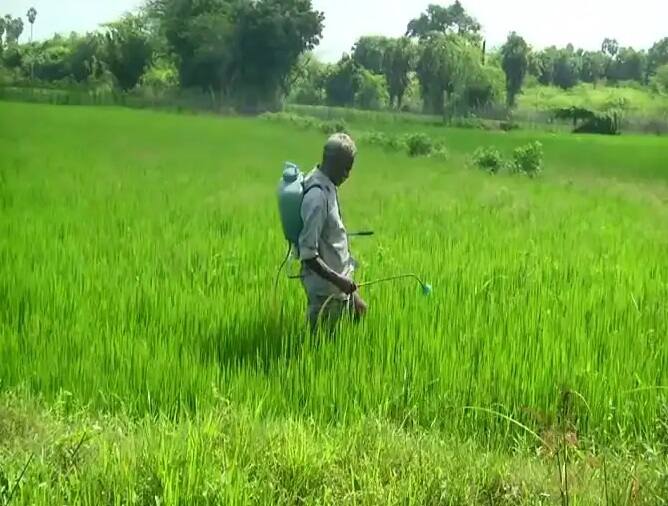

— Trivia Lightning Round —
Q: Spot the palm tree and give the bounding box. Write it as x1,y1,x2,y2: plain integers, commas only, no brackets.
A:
27,7,37,42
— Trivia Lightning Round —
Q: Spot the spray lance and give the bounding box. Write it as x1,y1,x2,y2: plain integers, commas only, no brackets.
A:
275,161,432,300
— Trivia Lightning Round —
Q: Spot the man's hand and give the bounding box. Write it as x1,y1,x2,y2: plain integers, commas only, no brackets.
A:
336,276,357,295
304,257,358,295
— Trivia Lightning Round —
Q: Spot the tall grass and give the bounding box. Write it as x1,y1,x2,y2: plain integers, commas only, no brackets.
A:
1,102,667,448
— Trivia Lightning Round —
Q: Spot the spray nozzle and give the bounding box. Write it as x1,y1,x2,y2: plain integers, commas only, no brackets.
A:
421,283,433,296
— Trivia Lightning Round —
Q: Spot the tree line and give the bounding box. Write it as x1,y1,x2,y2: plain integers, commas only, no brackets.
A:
1,1,667,114
295,3,668,115
0,0,324,111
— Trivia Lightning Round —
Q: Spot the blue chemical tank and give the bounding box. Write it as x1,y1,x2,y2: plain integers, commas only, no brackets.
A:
277,162,305,247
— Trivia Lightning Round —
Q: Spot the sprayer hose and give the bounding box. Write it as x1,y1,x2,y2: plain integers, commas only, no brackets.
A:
315,273,427,328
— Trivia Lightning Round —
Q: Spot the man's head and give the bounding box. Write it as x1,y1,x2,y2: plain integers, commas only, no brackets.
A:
320,133,357,186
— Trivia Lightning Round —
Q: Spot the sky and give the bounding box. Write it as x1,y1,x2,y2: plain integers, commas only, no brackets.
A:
3,0,667,61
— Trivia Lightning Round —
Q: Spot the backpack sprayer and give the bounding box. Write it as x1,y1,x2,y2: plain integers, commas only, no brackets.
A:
275,161,433,305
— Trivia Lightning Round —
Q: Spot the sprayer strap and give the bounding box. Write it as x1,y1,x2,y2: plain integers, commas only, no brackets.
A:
303,184,330,213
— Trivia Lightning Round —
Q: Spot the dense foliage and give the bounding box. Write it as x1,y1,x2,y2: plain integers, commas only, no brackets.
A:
1,1,324,110
1,2,667,116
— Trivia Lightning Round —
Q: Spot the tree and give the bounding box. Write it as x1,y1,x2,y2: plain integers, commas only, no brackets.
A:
288,53,328,105
0,17,5,55
463,63,503,110
580,51,607,85
608,47,646,83
602,38,619,59
139,56,179,95
68,33,106,82
351,36,416,109
530,47,558,85
31,37,72,82
233,0,324,109
500,32,530,107
355,69,389,110
407,2,481,40
552,48,580,89
352,36,390,74
103,14,154,90
648,38,668,75
324,55,360,107
27,7,37,42
148,0,324,109
415,32,478,115
651,64,668,94
383,37,416,109
4,15,24,45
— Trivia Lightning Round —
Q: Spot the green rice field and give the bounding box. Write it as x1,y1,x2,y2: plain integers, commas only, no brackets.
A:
1,101,667,504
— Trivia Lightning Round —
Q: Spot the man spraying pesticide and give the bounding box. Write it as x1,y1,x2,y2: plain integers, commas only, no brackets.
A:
277,133,432,333
280,133,367,332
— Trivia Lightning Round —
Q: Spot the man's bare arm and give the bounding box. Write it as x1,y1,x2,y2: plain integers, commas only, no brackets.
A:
304,257,356,295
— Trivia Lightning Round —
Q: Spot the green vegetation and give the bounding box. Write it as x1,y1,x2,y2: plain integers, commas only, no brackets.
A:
4,391,667,505
2,101,668,503
3,2,668,132
472,146,505,174
0,1,324,112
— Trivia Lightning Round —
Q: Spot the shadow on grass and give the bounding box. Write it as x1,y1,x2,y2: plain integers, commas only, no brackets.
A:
196,307,309,372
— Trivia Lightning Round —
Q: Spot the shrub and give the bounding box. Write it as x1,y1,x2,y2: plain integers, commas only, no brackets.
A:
320,118,349,135
450,117,492,130
553,106,621,135
296,116,319,130
472,146,505,174
260,112,319,130
358,130,388,146
358,130,408,153
512,141,544,176
500,121,521,132
432,145,450,161
385,135,408,152
404,133,434,157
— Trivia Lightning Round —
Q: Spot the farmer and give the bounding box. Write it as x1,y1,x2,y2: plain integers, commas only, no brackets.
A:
298,133,368,332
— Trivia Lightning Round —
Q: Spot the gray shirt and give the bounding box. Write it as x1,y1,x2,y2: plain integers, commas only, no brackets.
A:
298,167,354,299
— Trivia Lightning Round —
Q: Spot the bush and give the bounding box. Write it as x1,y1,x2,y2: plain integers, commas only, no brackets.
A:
573,115,620,135
500,121,521,132
260,112,321,131
320,118,349,135
512,141,544,176
432,145,450,161
472,146,505,174
450,117,491,130
404,133,434,157
387,135,409,152
358,130,408,153
358,130,387,145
